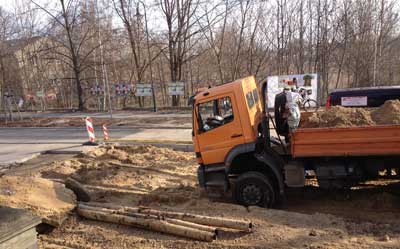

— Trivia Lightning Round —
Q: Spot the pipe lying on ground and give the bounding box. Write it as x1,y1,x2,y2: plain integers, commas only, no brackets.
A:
77,205,216,242
81,202,252,232
65,178,91,202
78,203,218,234
137,207,252,232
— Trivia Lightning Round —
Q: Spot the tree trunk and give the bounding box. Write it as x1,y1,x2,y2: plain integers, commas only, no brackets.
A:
74,68,84,110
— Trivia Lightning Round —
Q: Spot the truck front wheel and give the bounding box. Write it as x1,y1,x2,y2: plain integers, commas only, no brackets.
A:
234,171,276,208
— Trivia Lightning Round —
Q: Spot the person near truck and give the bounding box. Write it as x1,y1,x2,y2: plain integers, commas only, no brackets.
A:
285,86,303,133
274,88,289,142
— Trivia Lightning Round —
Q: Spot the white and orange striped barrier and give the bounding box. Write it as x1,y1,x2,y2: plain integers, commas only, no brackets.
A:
103,124,109,141
83,117,98,145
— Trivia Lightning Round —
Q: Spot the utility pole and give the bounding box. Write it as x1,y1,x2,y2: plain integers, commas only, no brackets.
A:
139,1,157,112
96,0,113,118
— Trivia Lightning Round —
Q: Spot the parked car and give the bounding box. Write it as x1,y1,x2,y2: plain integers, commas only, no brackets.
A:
327,86,400,109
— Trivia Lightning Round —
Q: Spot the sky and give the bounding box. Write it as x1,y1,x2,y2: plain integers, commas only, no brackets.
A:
0,0,47,11
0,0,166,34
0,0,15,9
0,0,16,11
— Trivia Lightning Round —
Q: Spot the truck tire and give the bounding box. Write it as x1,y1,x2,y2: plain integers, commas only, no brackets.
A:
234,171,276,208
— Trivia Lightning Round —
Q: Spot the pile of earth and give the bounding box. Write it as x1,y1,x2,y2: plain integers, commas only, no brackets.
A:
39,145,198,207
2,145,399,248
0,176,76,226
371,99,400,125
301,99,400,128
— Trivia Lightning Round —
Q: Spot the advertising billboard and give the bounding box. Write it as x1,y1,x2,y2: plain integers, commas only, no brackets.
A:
266,73,318,108
167,82,185,96
135,84,153,97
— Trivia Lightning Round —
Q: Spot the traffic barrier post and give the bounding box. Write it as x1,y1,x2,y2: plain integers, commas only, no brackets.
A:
103,124,109,142
83,117,98,146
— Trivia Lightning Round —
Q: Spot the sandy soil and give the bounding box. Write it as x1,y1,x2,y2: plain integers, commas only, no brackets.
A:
0,176,76,226
302,99,400,128
26,145,400,249
0,116,191,128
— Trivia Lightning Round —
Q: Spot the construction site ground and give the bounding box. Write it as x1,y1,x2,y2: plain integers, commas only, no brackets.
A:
1,145,400,249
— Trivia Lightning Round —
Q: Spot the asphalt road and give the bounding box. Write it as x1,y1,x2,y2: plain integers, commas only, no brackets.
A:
0,127,133,144
13,111,191,119
0,127,192,166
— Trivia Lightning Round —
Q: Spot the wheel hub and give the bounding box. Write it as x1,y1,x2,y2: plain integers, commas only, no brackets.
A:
242,184,263,205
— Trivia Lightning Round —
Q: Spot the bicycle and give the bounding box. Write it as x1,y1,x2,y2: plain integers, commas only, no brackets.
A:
298,87,319,112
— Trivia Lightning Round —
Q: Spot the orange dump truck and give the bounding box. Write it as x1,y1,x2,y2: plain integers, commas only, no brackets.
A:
190,76,400,207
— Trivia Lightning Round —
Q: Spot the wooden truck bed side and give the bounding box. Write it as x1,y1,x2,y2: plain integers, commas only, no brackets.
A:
291,125,400,157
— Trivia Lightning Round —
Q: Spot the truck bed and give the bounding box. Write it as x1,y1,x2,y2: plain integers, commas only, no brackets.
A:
291,125,400,157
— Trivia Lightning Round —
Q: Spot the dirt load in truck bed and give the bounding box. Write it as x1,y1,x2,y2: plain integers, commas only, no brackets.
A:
3,145,400,248
301,99,400,128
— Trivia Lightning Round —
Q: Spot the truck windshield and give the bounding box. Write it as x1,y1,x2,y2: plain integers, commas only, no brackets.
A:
198,96,234,132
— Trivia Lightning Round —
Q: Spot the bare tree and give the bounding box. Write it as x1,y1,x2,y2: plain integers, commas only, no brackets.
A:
0,0,398,110
32,0,105,110
199,0,231,84
159,0,200,106
0,7,19,116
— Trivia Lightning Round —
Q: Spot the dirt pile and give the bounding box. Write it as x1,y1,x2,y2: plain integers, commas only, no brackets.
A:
371,99,400,125
302,99,400,128
23,145,400,248
40,145,198,207
39,196,400,249
0,176,76,226
302,106,375,128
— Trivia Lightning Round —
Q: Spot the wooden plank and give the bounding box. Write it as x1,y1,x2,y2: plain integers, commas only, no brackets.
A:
292,125,400,157
1,227,38,249
0,207,41,249
0,207,41,244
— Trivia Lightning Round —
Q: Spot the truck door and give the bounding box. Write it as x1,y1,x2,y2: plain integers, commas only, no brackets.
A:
195,94,245,165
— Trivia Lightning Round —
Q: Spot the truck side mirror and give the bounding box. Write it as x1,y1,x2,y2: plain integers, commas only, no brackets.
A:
188,95,195,106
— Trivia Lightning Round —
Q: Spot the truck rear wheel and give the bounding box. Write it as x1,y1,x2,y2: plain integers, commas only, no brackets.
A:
234,171,276,208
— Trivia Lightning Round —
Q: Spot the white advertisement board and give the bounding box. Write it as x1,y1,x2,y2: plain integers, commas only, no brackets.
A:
341,96,368,106
266,73,318,108
36,90,44,97
167,82,185,96
135,84,153,97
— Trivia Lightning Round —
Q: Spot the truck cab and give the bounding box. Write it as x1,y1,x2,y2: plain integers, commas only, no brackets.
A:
192,76,285,207
192,77,263,165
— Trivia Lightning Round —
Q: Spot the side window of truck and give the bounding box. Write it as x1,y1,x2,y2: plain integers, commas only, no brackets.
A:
198,97,234,132
253,89,259,103
246,91,255,109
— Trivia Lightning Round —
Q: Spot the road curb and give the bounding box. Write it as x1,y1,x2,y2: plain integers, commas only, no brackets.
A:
43,150,82,155
0,152,42,167
111,139,192,144
109,141,194,152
